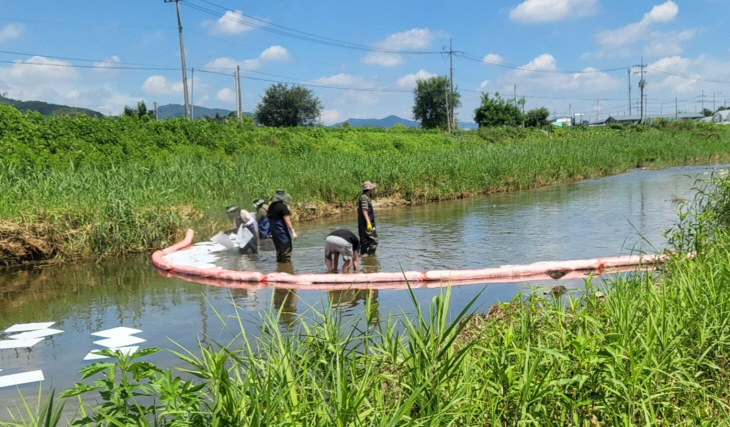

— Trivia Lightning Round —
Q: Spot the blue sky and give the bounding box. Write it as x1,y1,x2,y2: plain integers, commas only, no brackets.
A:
0,0,728,125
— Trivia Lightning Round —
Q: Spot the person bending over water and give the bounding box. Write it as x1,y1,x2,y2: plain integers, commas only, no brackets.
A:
325,229,360,273
225,206,259,254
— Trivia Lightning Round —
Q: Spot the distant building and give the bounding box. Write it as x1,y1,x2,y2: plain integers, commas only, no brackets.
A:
605,113,704,125
550,116,572,127
711,110,730,125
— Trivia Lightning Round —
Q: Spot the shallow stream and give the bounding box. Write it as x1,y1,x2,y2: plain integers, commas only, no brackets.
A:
0,164,724,405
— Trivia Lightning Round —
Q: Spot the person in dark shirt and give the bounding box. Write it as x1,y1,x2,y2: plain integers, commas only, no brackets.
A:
358,181,378,255
324,229,360,273
267,189,297,263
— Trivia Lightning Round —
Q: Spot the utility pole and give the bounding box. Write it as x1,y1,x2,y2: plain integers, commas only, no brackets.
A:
154,101,158,121
627,68,632,115
449,39,454,131
701,90,705,112
165,0,190,120
191,67,195,120
513,85,517,109
444,86,451,132
235,66,242,120
440,39,460,131
675,97,678,120
633,58,646,123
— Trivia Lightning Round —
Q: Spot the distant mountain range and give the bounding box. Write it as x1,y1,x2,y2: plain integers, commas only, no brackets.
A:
333,114,478,130
0,95,103,118
0,97,479,129
156,103,245,120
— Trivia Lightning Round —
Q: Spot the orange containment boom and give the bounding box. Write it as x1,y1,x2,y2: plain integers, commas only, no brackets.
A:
152,229,665,288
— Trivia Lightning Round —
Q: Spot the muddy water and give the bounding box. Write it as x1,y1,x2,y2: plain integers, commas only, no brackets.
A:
0,164,724,404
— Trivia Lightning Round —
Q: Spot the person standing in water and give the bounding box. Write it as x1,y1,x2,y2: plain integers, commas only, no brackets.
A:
358,181,378,255
267,189,297,263
252,198,272,239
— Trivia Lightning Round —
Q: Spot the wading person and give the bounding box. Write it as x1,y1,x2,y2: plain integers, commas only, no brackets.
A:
324,229,359,273
225,206,259,254
267,189,297,263
358,181,378,255
252,198,272,239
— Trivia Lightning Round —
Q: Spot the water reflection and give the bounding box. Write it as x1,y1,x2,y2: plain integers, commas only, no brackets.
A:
273,288,297,328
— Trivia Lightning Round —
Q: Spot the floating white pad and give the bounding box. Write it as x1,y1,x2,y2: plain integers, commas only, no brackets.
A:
91,327,143,338
94,336,146,348
0,338,44,349
8,329,63,340
0,370,44,388
83,346,140,361
4,322,55,333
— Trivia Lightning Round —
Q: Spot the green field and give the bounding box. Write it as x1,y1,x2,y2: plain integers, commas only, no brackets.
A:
1,103,729,265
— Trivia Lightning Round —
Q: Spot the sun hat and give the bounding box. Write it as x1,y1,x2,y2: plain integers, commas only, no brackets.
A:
271,189,291,203
361,181,377,191
252,198,265,208
226,205,240,213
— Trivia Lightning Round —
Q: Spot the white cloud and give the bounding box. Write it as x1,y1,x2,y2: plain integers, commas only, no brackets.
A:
479,80,490,90
362,52,403,67
644,29,696,56
482,54,504,64
320,109,340,125
209,10,255,36
397,69,437,88
648,55,730,95
205,46,290,71
362,28,441,67
142,75,184,95
0,23,23,44
510,0,598,23
93,55,122,74
498,54,621,96
595,1,685,57
313,73,379,91
376,28,438,50
0,56,78,83
217,88,236,102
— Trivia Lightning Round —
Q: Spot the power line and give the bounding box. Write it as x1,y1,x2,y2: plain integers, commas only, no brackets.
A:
459,53,629,75
182,0,442,55
647,66,730,84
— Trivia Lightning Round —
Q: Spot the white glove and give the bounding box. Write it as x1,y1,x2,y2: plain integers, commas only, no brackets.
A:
291,231,298,241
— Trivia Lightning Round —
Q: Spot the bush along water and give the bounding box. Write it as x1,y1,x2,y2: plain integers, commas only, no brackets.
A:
1,102,730,266
5,175,730,425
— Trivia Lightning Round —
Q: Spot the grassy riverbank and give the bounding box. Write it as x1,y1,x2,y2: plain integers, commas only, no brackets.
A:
1,102,729,265
4,177,730,426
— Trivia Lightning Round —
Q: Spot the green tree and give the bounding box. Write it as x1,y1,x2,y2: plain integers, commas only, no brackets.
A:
412,76,461,130
122,101,154,120
254,83,322,127
473,92,523,128
702,108,713,117
524,107,551,128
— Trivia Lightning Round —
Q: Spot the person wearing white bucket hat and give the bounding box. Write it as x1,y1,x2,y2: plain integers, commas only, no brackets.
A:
357,181,378,255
